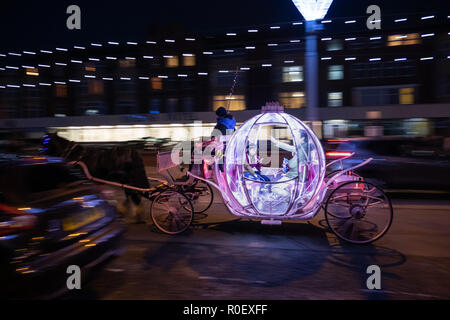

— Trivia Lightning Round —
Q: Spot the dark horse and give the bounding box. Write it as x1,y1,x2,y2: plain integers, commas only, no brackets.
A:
42,133,150,210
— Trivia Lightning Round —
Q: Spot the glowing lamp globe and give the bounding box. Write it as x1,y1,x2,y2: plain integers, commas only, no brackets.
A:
216,103,326,218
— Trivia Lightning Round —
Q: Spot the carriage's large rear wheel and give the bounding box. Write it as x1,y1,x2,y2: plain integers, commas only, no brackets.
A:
182,180,214,214
324,181,393,244
150,190,194,234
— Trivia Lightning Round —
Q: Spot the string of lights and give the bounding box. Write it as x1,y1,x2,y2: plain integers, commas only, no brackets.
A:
0,29,448,75
0,11,448,60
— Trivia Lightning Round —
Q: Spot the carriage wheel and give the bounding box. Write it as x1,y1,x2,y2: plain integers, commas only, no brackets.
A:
183,180,214,214
324,181,393,244
150,190,194,235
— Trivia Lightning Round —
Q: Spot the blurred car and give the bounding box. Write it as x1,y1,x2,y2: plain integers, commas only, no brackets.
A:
323,137,450,190
0,154,124,299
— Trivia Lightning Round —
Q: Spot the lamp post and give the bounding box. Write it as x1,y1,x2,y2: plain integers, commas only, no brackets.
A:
291,0,334,123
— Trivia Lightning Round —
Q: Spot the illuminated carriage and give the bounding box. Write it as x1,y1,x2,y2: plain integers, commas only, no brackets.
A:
150,103,393,244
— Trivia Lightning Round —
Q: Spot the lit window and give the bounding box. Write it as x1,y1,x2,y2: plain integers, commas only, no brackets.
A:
328,65,344,80
166,56,179,67
55,84,67,97
88,80,104,95
282,66,303,82
387,33,421,46
326,39,343,51
328,92,343,107
279,92,305,109
213,95,246,111
399,87,415,104
85,65,96,72
151,77,163,90
119,59,135,68
26,68,39,76
183,55,196,66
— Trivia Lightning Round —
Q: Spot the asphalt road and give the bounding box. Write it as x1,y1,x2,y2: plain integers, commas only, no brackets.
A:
63,176,450,300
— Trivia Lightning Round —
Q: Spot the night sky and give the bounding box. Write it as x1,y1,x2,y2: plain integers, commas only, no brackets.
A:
1,0,448,51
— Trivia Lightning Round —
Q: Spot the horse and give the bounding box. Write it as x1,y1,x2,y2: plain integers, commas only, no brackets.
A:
42,133,150,222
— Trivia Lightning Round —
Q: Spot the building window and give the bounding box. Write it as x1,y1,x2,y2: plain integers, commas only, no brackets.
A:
387,33,421,46
119,59,135,68
282,66,303,82
352,61,416,79
183,54,196,66
399,87,415,104
88,80,104,95
25,67,39,76
328,92,343,107
213,95,246,111
151,77,163,90
326,39,343,51
166,56,179,67
279,92,305,109
328,65,344,80
55,84,67,97
353,86,415,106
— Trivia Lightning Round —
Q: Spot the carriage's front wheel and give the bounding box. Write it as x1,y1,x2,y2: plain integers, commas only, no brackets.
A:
324,181,393,244
150,190,194,234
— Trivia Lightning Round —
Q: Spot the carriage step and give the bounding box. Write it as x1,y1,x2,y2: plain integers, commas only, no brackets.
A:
261,219,282,225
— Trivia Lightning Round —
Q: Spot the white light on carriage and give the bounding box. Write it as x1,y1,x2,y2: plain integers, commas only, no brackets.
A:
146,41,157,44
267,43,278,46
183,53,194,56
248,29,258,33
370,36,382,40
421,33,435,37
395,18,407,22
54,81,66,84
158,75,168,78
40,50,53,54
226,33,237,36
71,60,83,63
55,48,68,51
345,20,356,24
270,26,280,29
108,41,119,45
177,74,188,77
240,67,250,70
262,64,272,67
0,54,6,57
321,20,332,23
369,58,381,61
224,50,234,53
120,77,131,80
203,51,213,55
284,60,295,63
8,53,21,56
395,58,407,61
345,57,356,61
125,57,136,60
139,76,150,80
421,15,435,20
38,64,50,68
321,57,332,60
321,37,332,41
106,57,117,60
23,51,36,55
89,58,100,61
290,40,301,43
420,57,434,61
198,72,208,75
219,70,229,73
292,22,303,25
55,62,67,66
6,66,19,69
74,46,85,50
69,79,80,82
102,77,113,81
165,39,175,43
39,82,51,86
7,84,20,88
22,65,34,69
22,84,35,87
127,42,138,45
185,38,196,41
345,37,356,41
245,46,256,49
84,75,96,78
143,56,154,59
91,43,102,47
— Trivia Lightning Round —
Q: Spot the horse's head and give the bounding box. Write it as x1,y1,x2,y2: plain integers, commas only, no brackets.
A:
40,132,71,157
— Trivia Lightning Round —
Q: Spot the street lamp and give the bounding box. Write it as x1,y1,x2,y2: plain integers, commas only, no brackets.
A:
291,0,334,123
